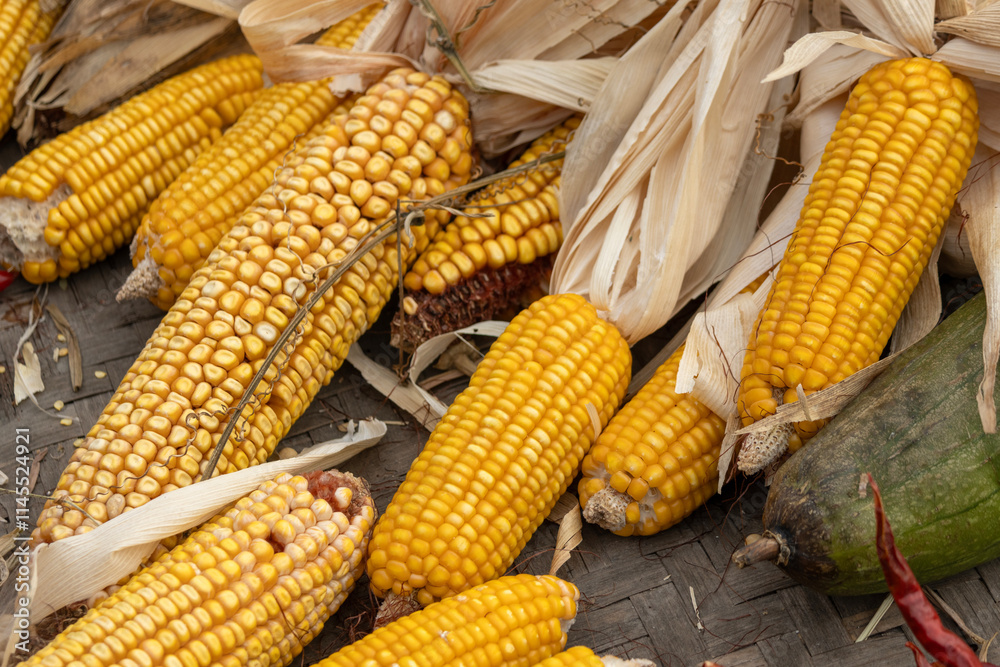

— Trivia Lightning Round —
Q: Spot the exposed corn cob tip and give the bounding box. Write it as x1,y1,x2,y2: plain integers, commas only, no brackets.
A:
368,293,631,612
31,68,472,546
0,0,61,137
534,646,657,667
24,470,375,667
390,116,579,352
579,343,725,537
0,54,264,284
119,4,382,310
313,574,580,666
736,57,978,472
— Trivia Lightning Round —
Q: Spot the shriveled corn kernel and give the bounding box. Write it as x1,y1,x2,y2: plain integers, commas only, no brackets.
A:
0,55,266,283
315,574,579,666
32,67,471,546
736,57,978,471
392,116,578,351
369,293,630,607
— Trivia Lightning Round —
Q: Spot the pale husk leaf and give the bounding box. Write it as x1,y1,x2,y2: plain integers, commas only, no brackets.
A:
962,145,1000,432
734,355,897,434
934,37,1000,83
553,0,799,343
675,288,768,418
841,0,935,54
169,0,251,19
345,321,508,431
468,58,614,111
785,43,888,126
937,2,1000,47
939,205,978,277
762,31,907,83
28,420,386,620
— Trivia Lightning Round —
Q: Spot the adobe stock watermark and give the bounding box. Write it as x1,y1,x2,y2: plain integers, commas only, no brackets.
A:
12,428,33,653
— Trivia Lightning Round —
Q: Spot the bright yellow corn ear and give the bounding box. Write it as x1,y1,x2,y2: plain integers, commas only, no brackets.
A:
392,115,578,351
736,57,978,473
0,54,264,283
580,343,725,536
313,574,580,666
367,293,631,610
0,0,60,136
31,68,473,546
120,4,383,310
23,470,376,667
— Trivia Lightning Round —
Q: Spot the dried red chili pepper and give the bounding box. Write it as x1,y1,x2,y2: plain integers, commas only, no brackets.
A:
907,641,943,667
0,268,16,292
870,473,996,667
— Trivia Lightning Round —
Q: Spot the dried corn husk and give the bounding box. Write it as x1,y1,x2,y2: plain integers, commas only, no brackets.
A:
14,0,250,145
236,0,666,154
550,0,803,344
748,0,1000,432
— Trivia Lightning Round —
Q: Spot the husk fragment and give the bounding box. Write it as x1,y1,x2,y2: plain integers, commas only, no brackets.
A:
236,0,665,154
14,0,247,144
962,146,1000,432
344,321,508,431
28,420,385,620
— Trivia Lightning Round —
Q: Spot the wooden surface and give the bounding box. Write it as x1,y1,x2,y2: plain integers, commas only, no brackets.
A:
0,160,998,666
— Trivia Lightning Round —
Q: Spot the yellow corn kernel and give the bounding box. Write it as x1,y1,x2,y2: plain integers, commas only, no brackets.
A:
368,293,631,607
31,68,472,546
26,471,374,667
314,574,579,667
736,57,978,472
0,54,265,284
122,5,382,310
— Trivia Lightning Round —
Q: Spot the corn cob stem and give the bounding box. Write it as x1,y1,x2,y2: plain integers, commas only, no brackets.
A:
736,57,979,472
23,470,376,667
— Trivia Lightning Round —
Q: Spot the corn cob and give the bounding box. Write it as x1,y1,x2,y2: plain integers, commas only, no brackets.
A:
313,574,579,666
391,116,578,351
579,343,724,536
120,4,382,310
21,470,376,667
736,57,978,473
579,273,770,536
367,293,631,611
535,646,656,667
0,0,61,136
30,68,473,545
0,54,263,284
